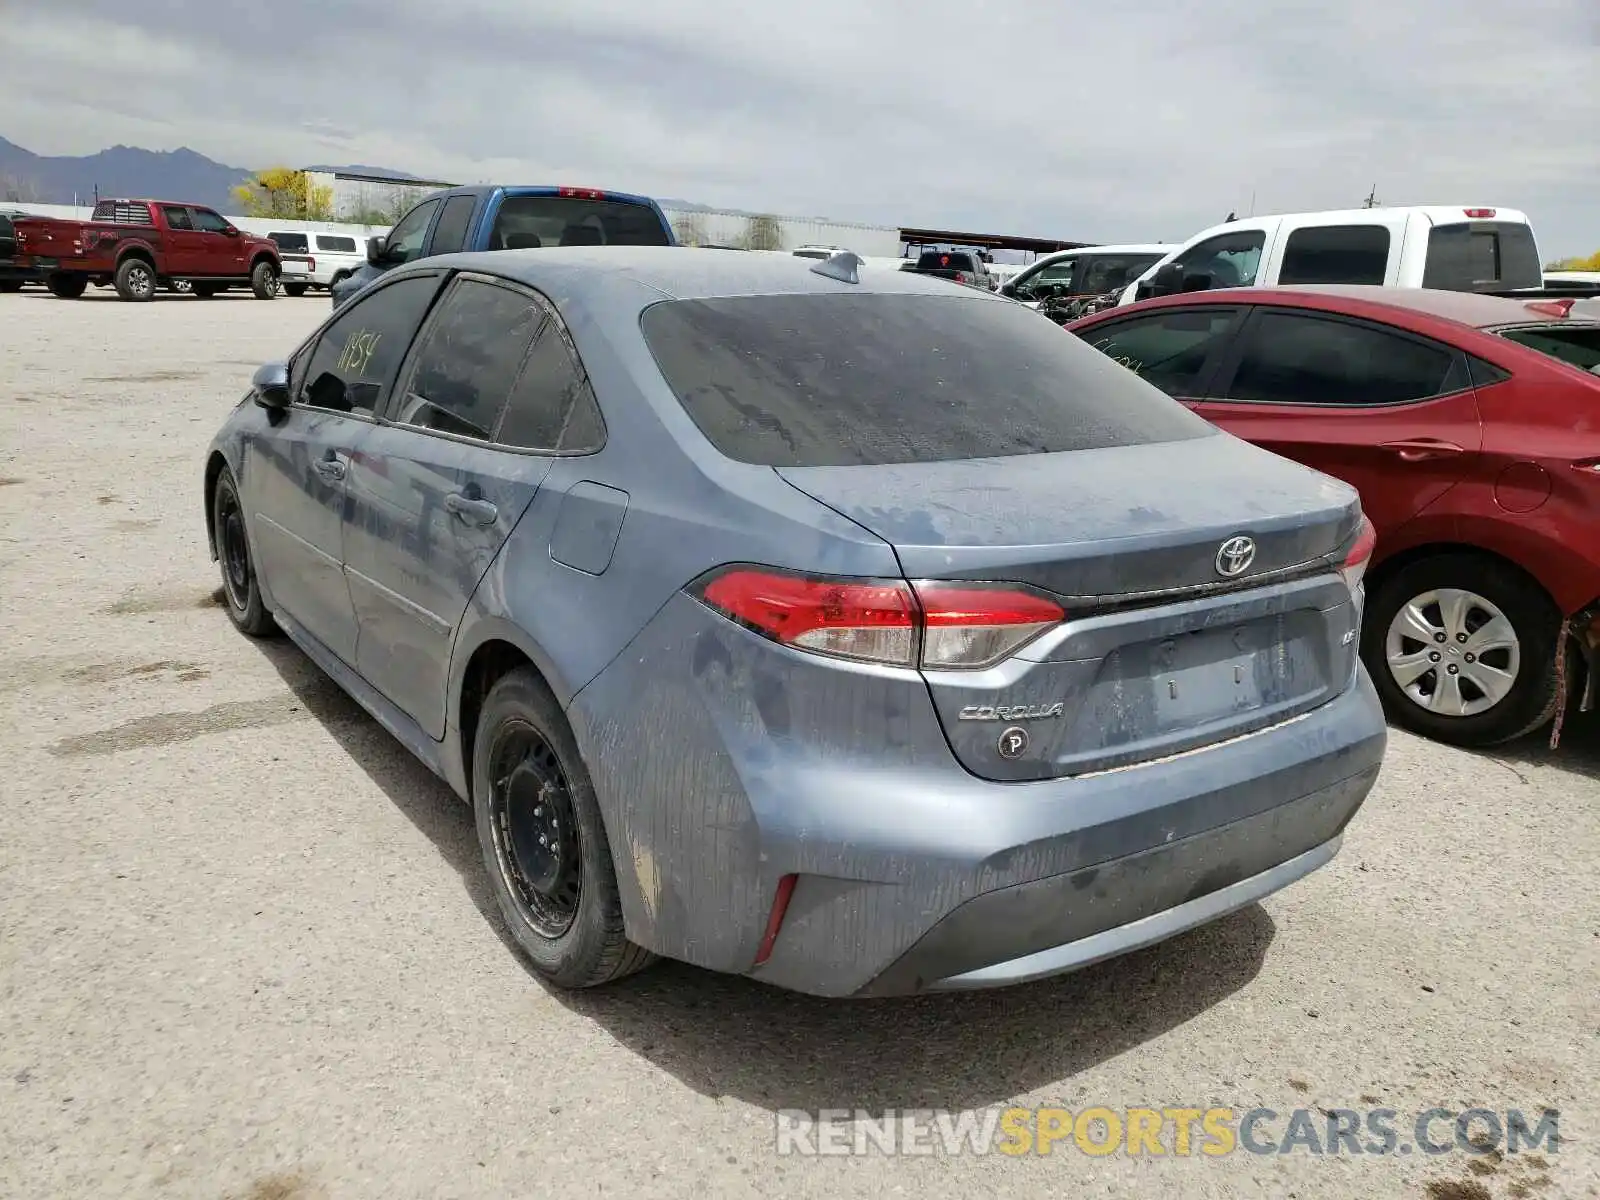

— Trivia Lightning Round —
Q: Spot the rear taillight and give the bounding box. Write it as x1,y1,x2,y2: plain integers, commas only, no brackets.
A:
1339,517,1376,593
306,256,316,271
691,567,1066,670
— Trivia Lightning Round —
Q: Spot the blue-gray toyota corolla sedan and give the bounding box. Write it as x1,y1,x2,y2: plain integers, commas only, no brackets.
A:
204,246,1387,997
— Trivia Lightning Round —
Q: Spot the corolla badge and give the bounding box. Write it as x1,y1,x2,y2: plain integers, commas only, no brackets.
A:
958,702,1065,722
1215,535,1257,578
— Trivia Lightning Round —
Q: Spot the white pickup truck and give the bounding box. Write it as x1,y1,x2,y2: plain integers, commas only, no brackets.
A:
1114,206,1542,306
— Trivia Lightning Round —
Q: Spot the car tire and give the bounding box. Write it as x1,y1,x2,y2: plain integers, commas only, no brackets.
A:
46,273,88,299
1361,552,1566,748
472,667,656,989
282,282,309,298
211,466,278,638
250,261,278,300
114,257,156,302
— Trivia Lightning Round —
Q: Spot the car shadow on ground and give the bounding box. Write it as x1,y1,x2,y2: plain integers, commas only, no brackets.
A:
253,637,1278,1112
1484,708,1600,783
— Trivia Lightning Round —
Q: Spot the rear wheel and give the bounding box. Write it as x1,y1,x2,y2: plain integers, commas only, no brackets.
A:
473,668,655,988
1362,552,1565,748
47,273,88,299
211,467,277,638
282,281,309,298
114,257,156,302
250,260,278,299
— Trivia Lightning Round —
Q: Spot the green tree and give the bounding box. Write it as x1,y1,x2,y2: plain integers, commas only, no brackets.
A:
231,168,335,221
1547,250,1600,271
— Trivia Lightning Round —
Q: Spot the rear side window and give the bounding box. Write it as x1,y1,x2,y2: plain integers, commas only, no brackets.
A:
1423,221,1542,291
164,207,196,231
297,275,440,417
640,294,1214,467
429,195,478,256
488,194,671,250
1222,311,1464,406
497,323,606,453
1075,308,1241,397
315,235,357,253
1497,325,1600,374
396,278,542,440
270,232,308,253
1278,225,1391,285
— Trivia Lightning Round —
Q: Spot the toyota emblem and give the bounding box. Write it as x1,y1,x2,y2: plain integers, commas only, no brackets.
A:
1215,535,1257,578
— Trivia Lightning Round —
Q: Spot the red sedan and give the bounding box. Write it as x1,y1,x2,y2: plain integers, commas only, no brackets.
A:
1069,286,1600,749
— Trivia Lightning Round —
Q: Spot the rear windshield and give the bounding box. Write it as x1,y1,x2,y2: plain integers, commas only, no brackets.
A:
1423,221,1542,292
916,250,978,272
1497,325,1600,374
639,293,1215,467
488,195,671,249
269,232,309,253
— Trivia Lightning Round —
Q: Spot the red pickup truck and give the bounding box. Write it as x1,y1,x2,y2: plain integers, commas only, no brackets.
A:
13,199,281,302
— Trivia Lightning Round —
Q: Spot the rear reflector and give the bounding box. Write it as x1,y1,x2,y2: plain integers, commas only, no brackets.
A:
753,874,798,966
691,566,1066,669
1339,517,1377,593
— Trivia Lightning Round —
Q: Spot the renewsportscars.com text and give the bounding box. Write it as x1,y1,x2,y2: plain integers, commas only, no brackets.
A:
774,1106,1561,1158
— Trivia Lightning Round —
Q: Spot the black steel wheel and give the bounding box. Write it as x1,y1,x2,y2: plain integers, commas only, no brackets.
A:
487,720,583,938
211,466,277,637
471,667,656,988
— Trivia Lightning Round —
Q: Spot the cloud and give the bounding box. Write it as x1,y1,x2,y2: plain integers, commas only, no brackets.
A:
2,0,1596,254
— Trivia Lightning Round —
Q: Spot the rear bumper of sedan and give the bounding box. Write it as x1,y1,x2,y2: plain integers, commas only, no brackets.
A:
569,593,1387,999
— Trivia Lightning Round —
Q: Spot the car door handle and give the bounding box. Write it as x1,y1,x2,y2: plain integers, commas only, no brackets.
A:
445,492,499,526
1381,438,1465,462
312,456,347,482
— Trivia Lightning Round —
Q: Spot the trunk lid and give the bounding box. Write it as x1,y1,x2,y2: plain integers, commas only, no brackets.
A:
777,433,1366,780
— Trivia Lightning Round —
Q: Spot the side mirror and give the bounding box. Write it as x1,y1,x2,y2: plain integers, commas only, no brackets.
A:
1149,262,1184,296
251,362,290,411
222,227,241,237
999,281,1017,297
367,235,389,265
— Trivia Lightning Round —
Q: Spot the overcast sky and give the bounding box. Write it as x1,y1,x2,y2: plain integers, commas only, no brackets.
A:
3,0,1597,256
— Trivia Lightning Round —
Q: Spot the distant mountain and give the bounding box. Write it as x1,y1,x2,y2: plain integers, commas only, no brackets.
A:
0,136,257,210
0,139,428,210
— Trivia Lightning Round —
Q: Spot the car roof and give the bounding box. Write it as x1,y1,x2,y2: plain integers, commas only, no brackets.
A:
419,245,1007,303
1097,285,1600,332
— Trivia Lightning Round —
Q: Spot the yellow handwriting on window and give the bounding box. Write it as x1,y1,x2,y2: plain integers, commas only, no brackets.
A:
336,329,382,375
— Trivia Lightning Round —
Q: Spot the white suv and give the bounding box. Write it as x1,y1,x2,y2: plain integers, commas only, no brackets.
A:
265,230,368,296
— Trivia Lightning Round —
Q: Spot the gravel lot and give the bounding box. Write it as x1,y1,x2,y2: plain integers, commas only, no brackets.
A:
1,287,1596,1200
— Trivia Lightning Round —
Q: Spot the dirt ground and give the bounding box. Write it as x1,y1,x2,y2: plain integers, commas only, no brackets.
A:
0,287,1596,1200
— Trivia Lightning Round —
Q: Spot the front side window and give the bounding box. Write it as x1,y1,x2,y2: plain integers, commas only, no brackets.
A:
394,277,542,440
640,293,1213,467
1223,311,1463,406
1076,308,1241,397
386,199,440,264
297,275,440,416
1080,253,1162,295
1278,225,1391,285
1014,257,1077,298
1170,231,1266,291
191,208,231,234
163,206,195,230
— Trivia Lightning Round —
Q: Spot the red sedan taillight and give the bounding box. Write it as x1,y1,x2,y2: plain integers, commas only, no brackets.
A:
690,567,1065,670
